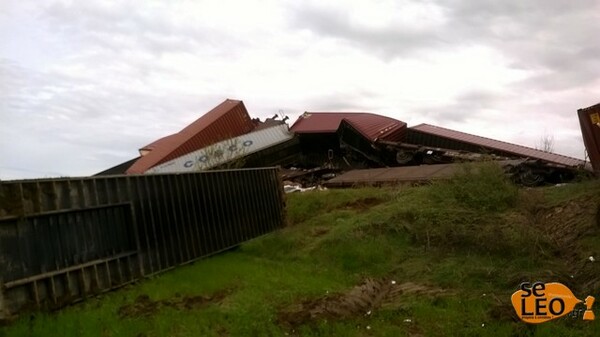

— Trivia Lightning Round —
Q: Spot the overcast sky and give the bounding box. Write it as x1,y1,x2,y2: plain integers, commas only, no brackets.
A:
1,0,599,180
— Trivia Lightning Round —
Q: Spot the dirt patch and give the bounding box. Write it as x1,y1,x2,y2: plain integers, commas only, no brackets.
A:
534,197,599,257
310,227,330,237
215,326,229,337
277,279,445,328
341,197,384,211
488,300,520,323
521,196,600,294
118,288,232,319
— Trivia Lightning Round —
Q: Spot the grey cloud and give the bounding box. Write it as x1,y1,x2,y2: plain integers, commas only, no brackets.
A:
301,90,385,112
287,3,449,60
42,1,249,57
2,0,596,179
289,0,600,90
0,58,235,177
416,89,505,123
456,90,501,107
419,108,470,124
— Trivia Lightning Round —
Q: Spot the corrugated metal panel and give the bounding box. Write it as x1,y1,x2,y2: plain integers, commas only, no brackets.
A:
290,112,407,142
343,114,406,142
409,124,586,167
0,168,285,316
290,112,353,133
147,125,294,174
578,103,600,172
324,160,526,187
324,164,459,187
127,99,255,174
139,134,178,152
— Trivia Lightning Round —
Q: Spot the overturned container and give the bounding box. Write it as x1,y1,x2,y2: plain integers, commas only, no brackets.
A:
578,103,600,173
146,124,294,173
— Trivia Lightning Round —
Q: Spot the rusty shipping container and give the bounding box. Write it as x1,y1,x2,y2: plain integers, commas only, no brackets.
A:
127,99,255,174
323,163,460,188
578,103,600,172
407,124,586,168
290,112,406,142
290,112,407,167
323,159,533,188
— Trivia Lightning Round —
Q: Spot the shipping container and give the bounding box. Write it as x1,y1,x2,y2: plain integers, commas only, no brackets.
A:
0,168,285,316
578,103,600,172
407,124,586,167
322,159,561,188
290,112,406,142
146,124,294,174
127,99,255,174
95,157,140,176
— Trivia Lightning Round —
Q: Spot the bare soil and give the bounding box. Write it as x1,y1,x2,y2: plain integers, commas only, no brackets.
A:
118,288,232,319
277,278,445,328
534,197,600,293
535,197,600,260
309,227,330,237
490,195,600,322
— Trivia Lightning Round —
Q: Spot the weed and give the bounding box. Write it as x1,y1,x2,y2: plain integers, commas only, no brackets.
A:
429,162,519,212
3,178,600,337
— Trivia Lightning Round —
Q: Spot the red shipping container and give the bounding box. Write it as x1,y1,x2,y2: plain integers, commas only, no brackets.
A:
127,99,255,174
578,103,600,172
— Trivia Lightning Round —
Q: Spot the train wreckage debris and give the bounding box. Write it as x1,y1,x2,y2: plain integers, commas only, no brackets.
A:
97,99,596,188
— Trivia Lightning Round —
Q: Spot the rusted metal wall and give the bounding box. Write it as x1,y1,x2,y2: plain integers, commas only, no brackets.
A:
407,124,586,167
578,104,600,172
127,99,255,174
290,112,406,142
0,168,285,317
323,163,461,188
323,160,529,188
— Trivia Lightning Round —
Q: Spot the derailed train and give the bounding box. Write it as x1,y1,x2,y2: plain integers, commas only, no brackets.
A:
97,99,598,186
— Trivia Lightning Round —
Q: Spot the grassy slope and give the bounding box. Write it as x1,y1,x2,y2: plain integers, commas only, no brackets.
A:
3,166,600,337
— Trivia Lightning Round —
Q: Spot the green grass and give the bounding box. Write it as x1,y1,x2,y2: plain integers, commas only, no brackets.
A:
540,177,600,206
2,166,600,337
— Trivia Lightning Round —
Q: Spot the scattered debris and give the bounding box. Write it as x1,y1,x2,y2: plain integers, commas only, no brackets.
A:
281,167,339,188
97,99,592,188
323,159,587,188
283,181,326,193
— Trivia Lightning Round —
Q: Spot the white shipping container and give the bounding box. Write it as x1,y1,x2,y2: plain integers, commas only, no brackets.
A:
146,124,293,174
